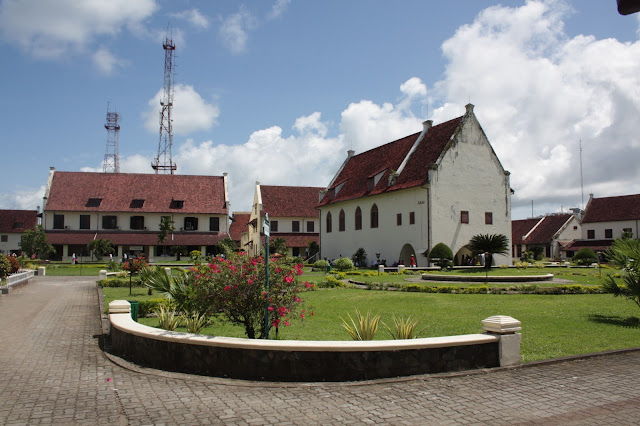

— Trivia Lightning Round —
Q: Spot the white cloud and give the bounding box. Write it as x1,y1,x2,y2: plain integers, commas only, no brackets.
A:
268,0,291,20
432,0,640,217
92,47,128,75
0,0,157,58
219,7,257,54
0,186,45,210
170,8,209,29
143,84,220,135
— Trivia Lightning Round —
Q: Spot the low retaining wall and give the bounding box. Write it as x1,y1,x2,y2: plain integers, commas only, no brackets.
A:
108,301,521,382
1,270,35,294
421,273,554,283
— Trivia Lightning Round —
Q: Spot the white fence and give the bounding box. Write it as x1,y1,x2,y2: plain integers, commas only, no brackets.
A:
4,270,35,290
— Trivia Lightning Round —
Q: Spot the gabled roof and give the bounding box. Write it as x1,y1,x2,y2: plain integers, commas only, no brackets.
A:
229,212,250,242
561,239,613,252
0,209,38,233
318,115,463,206
582,194,640,223
511,218,541,244
260,185,323,218
523,214,572,245
45,171,228,214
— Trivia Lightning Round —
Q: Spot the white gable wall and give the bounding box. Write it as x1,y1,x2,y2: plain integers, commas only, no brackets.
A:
428,113,511,266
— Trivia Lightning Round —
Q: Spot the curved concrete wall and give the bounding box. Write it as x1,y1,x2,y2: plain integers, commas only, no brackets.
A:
108,302,521,382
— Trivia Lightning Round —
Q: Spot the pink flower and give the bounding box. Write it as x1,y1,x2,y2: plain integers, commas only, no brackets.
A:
224,285,231,291
268,306,274,311
107,378,111,382
284,276,293,284
248,279,253,284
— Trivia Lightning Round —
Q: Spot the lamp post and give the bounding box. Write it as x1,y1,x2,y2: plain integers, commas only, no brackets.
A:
263,214,271,339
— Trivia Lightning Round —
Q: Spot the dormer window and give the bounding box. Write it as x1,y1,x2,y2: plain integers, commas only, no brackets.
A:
13,222,24,229
130,199,145,208
334,181,346,196
86,198,102,207
171,200,184,209
367,170,387,191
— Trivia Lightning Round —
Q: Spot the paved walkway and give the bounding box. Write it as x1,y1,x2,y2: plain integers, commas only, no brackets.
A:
1,276,639,425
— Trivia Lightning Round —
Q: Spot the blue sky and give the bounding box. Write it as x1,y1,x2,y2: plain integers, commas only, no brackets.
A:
1,0,639,220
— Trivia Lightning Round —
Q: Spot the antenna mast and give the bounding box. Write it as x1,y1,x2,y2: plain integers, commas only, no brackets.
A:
579,139,584,209
152,34,177,174
103,104,120,173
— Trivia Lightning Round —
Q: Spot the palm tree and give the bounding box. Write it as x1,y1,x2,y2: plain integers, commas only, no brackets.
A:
158,217,175,256
469,233,509,270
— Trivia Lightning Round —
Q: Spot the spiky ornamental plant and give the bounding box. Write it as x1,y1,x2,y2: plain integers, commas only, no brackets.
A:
341,309,382,340
601,238,640,311
383,315,422,339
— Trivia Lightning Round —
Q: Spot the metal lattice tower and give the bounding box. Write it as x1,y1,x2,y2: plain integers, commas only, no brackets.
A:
152,36,177,174
103,105,120,173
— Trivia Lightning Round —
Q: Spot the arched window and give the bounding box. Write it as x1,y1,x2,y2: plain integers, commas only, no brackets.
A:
339,209,346,232
355,206,362,230
370,204,379,229
326,211,332,233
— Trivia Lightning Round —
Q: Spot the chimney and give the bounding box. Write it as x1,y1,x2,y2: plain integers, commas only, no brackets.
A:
347,150,355,158
423,120,433,131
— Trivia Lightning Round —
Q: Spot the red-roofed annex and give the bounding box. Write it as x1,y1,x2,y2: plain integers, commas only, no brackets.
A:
0,209,39,255
42,168,230,261
318,104,513,267
246,183,322,258
511,214,581,261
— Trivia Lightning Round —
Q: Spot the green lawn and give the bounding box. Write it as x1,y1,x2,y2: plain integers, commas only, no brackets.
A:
104,285,640,363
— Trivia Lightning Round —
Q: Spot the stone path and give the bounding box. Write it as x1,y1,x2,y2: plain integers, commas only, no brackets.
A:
1,276,639,425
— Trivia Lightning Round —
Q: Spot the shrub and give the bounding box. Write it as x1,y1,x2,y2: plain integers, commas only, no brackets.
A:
319,275,344,288
155,305,180,331
97,277,143,287
351,248,367,268
313,259,330,272
334,257,355,271
384,315,421,339
137,298,171,317
184,312,209,334
341,309,381,340
427,242,453,269
0,256,11,280
405,284,422,292
573,248,597,265
6,255,20,274
106,260,120,271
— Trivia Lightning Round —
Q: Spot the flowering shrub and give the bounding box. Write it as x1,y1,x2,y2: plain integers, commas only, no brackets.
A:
0,256,11,280
122,256,149,273
191,255,310,339
6,255,20,274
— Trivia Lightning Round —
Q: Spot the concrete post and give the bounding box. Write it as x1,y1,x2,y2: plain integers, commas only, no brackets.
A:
99,270,107,280
398,264,405,272
165,267,172,276
378,264,385,274
482,315,522,367
109,300,131,315
38,266,46,276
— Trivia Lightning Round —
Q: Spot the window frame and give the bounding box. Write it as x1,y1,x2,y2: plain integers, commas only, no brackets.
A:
339,209,346,232
461,211,469,224
355,207,362,230
370,204,379,229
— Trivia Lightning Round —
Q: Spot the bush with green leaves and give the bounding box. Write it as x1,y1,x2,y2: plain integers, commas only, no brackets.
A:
5,255,20,274
334,257,354,271
601,238,640,311
384,315,422,339
155,305,180,331
427,242,453,269
341,309,381,340
313,259,330,271
351,248,367,267
0,255,11,280
573,248,597,265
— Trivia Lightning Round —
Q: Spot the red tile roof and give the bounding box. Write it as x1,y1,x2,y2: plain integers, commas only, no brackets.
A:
582,194,640,223
45,171,228,214
523,214,572,245
229,212,250,242
511,218,541,244
561,239,613,252
319,116,463,206
0,210,38,233
260,185,323,217
46,231,229,246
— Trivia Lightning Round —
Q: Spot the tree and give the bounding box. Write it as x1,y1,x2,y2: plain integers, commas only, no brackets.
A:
351,248,367,267
158,217,175,256
469,233,509,269
20,225,54,259
217,237,238,257
307,241,320,260
428,242,453,269
601,238,640,311
87,239,114,261
269,237,288,256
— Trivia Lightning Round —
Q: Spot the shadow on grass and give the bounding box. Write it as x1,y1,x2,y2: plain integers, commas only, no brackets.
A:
588,314,640,328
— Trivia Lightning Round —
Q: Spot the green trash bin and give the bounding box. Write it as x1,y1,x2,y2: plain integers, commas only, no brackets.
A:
128,301,139,322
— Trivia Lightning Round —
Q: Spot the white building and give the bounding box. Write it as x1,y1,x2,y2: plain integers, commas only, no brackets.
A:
42,168,230,262
318,104,512,267
512,214,581,261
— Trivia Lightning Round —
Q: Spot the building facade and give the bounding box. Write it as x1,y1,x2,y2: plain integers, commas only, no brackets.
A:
318,104,512,267
247,183,322,258
511,214,581,261
42,168,230,262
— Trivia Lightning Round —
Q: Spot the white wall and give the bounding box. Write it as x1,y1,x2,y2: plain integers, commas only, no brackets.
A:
0,232,23,254
582,219,640,240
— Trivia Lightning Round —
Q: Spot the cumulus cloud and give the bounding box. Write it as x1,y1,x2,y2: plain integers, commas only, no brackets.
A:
0,0,157,58
170,8,209,29
431,0,640,218
0,186,46,210
219,7,257,54
143,84,220,135
267,0,291,20
92,47,128,75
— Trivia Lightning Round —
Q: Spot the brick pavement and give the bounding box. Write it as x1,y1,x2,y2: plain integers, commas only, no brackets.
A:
1,276,639,425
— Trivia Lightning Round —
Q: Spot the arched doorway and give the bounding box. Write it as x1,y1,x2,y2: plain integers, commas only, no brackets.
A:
398,243,416,266
454,245,473,266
